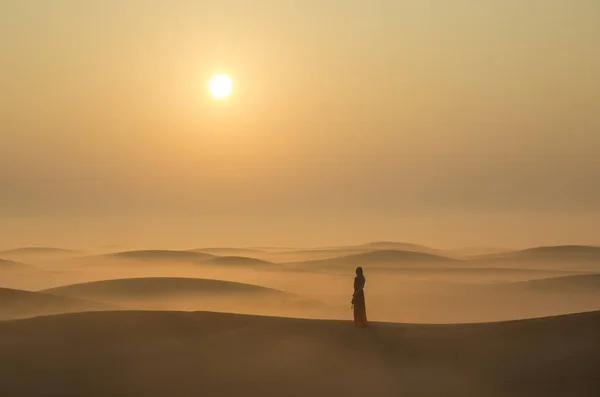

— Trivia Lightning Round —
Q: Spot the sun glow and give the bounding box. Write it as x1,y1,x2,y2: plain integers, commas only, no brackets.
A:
208,74,233,99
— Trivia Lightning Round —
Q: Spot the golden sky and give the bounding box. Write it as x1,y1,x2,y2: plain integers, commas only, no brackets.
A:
1,1,599,248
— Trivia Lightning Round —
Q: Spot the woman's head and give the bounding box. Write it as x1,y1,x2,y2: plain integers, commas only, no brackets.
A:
356,266,363,276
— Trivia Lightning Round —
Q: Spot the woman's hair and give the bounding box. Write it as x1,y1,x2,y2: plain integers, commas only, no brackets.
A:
356,266,363,276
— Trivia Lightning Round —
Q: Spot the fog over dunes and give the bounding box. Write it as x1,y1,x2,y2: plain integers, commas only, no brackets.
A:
348,241,440,254
43,277,285,298
107,250,216,262
71,250,217,268
289,250,458,270
358,267,586,284
0,258,31,270
205,256,277,267
470,245,600,272
2,0,599,393
191,248,267,257
475,245,600,261
491,274,600,293
0,248,80,266
0,287,112,321
42,277,331,318
0,310,598,397
0,247,79,257
366,273,600,323
512,245,600,260
233,242,441,263
0,259,41,275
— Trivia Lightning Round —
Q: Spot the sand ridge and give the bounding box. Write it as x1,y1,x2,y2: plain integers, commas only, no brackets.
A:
0,310,598,396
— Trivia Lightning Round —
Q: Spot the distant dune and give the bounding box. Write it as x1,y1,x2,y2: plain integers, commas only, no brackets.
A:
0,247,79,258
364,266,585,283
81,250,217,265
268,248,374,262
42,277,330,317
352,241,437,253
0,258,28,269
0,287,111,321
0,259,37,272
191,247,266,256
205,256,276,267
467,245,600,273
268,242,440,262
0,310,598,396
476,245,600,261
44,277,285,299
515,245,600,259
495,274,600,293
369,273,600,323
290,249,457,270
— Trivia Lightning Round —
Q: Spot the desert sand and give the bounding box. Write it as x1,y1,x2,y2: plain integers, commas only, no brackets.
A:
0,242,599,396
0,310,598,397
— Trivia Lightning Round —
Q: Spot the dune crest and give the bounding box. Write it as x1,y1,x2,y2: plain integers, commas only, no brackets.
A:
0,310,598,396
290,249,457,269
0,287,112,321
42,277,331,318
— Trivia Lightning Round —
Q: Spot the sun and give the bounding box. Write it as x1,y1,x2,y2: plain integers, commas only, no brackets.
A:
208,74,233,99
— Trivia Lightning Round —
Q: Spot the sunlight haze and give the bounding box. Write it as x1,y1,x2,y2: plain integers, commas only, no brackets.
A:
1,0,599,249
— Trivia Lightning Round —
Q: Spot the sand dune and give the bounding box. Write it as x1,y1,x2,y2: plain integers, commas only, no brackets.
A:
475,245,600,263
290,249,457,270
0,259,40,275
247,242,440,262
0,310,598,397
482,273,600,293
191,247,267,256
107,250,216,262
0,247,79,257
72,250,217,267
205,256,277,267
350,241,438,253
44,277,285,298
0,258,31,270
42,277,329,317
0,287,111,321
357,267,587,284
365,273,600,323
193,246,375,262
266,248,375,262
516,245,600,258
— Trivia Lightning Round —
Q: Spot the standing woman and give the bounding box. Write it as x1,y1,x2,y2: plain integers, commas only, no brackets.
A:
352,267,367,327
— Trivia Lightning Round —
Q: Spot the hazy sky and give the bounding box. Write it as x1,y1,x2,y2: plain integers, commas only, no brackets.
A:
1,1,599,249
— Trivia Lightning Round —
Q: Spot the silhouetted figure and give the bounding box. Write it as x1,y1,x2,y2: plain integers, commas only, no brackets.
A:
352,266,367,327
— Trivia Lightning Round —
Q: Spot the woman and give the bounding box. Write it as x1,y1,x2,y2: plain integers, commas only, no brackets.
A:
352,266,367,327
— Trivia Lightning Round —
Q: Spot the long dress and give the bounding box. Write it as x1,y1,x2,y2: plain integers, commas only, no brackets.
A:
353,275,367,327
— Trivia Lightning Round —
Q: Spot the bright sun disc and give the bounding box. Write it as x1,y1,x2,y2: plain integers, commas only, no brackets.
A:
208,74,233,99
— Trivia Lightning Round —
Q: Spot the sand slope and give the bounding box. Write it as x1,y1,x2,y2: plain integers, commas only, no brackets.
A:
0,247,78,259
0,258,33,271
72,250,217,268
204,256,276,267
43,277,285,299
107,250,216,262
0,287,112,320
0,310,598,397
508,245,600,260
191,247,267,256
492,273,600,292
290,249,457,270
365,273,600,323
473,246,600,270
350,241,438,253
42,277,329,317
